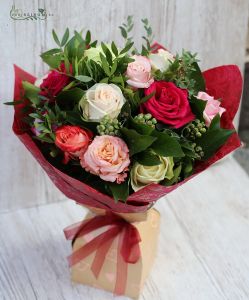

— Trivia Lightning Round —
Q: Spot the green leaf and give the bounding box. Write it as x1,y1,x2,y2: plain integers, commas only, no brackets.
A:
110,59,118,75
191,62,205,93
62,81,78,91
61,28,69,47
111,41,119,56
85,30,91,44
4,100,23,105
120,42,134,55
119,26,127,39
75,75,93,83
40,48,61,56
162,164,182,186
151,131,185,157
136,150,162,166
29,113,41,119
110,76,124,86
65,111,86,126
101,42,113,65
100,77,109,83
108,180,129,203
90,40,98,48
56,87,84,105
41,53,61,69
190,97,207,121
22,81,40,105
52,29,61,47
209,114,221,130
197,127,234,160
34,134,54,144
120,128,157,156
64,54,70,73
182,158,193,178
140,91,155,104
100,53,111,76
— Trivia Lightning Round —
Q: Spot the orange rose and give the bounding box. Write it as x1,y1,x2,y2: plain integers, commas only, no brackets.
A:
55,125,92,164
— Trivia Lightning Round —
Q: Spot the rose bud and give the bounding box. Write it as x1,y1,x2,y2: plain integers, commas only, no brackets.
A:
141,81,195,128
196,92,226,127
80,135,130,183
126,55,154,88
55,125,93,164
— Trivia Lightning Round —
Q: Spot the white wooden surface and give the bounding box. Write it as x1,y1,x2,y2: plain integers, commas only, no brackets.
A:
0,0,248,211
0,157,249,300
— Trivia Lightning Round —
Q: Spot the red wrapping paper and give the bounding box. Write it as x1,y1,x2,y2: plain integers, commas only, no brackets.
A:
12,64,242,213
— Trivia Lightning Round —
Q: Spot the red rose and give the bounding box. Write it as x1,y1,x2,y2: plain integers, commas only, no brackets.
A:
40,64,70,100
141,81,195,128
55,125,93,164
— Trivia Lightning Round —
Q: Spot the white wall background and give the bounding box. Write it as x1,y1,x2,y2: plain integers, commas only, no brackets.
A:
0,0,248,212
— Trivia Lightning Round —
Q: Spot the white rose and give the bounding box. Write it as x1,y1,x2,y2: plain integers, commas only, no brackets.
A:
149,49,175,72
131,156,174,192
79,83,125,121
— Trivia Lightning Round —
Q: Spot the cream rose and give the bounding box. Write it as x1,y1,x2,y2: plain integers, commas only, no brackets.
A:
131,156,174,192
149,49,174,72
79,83,125,121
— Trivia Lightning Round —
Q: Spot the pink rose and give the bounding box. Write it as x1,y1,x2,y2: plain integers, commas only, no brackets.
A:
196,92,226,126
126,55,154,88
80,135,130,183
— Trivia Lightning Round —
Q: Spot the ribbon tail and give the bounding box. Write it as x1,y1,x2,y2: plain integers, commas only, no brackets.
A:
121,224,141,264
114,230,128,295
68,230,109,267
91,226,120,278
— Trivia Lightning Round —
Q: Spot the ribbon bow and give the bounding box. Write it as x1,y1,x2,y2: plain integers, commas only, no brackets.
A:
64,211,141,295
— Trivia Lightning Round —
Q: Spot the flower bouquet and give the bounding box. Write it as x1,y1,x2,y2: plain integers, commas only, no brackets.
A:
8,16,242,299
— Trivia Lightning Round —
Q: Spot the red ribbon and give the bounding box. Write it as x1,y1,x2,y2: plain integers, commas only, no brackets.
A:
64,211,141,295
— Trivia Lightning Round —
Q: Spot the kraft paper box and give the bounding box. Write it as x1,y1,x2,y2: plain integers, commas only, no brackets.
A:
71,208,160,299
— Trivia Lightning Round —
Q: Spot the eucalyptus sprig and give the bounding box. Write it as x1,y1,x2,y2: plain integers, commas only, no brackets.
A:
154,50,204,96
141,18,154,55
119,15,134,45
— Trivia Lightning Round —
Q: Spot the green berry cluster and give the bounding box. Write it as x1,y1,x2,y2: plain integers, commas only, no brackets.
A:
183,119,207,140
97,116,122,136
134,113,157,128
191,143,205,159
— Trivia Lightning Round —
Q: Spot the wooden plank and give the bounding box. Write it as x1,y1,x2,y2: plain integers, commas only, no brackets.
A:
164,157,249,300
0,0,248,210
0,158,249,299
0,200,221,300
